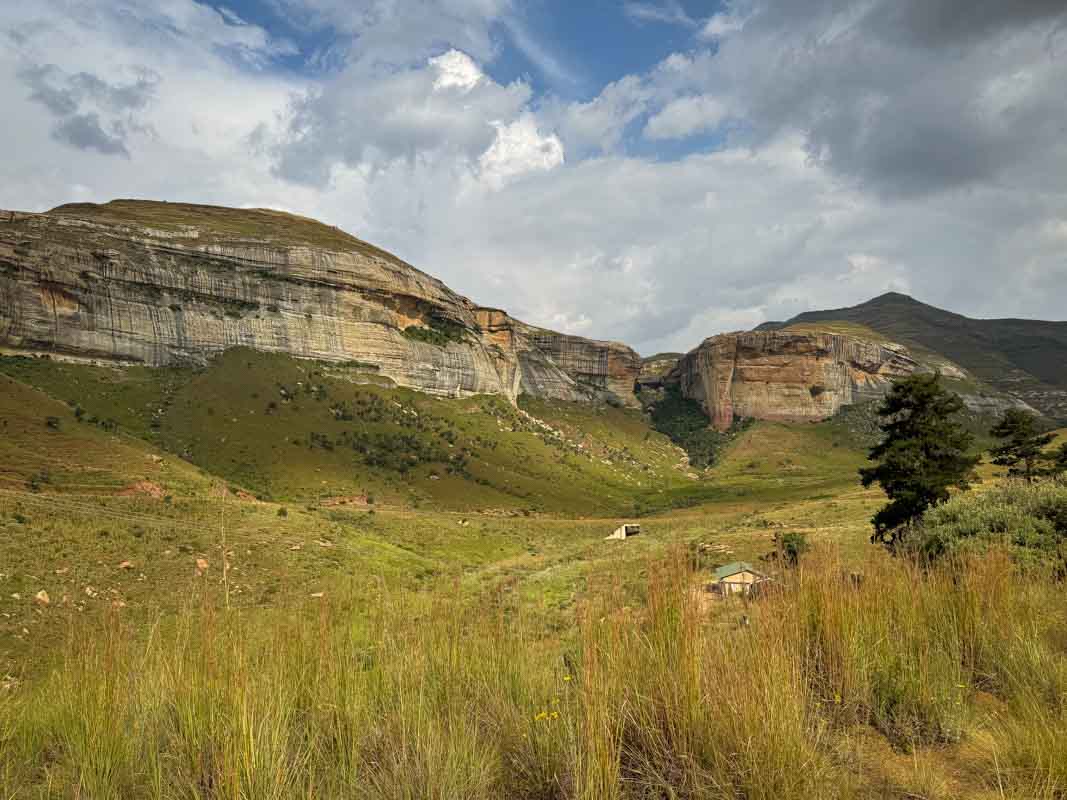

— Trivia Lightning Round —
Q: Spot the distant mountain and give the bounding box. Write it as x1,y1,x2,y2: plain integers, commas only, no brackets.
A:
760,293,1067,421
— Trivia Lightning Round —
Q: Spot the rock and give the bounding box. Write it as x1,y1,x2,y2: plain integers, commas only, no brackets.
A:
669,330,919,429
34,590,50,605
476,308,640,406
0,201,638,407
637,352,684,389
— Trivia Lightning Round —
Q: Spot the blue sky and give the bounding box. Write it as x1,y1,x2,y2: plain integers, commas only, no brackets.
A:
203,0,725,97
1,0,1065,353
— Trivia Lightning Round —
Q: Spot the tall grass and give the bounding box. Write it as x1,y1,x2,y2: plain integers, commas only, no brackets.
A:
3,546,1067,799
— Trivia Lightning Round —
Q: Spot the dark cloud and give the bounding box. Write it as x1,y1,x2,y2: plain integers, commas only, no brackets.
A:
52,112,130,157
18,64,79,115
710,0,1067,196
17,63,157,158
867,0,1067,47
67,69,158,112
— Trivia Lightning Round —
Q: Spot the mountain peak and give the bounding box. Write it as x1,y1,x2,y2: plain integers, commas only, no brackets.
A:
867,291,919,304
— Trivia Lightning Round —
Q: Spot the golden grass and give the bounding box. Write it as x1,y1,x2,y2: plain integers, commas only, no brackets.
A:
3,546,1066,799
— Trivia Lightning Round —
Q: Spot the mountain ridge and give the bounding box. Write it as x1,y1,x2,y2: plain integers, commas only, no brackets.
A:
760,292,1067,421
3,199,1062,425
0,200,641,407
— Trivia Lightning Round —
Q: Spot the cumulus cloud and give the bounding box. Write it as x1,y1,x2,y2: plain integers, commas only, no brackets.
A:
272,50,531,185
644,94,728,140
429,49,483,92
478,115,564,189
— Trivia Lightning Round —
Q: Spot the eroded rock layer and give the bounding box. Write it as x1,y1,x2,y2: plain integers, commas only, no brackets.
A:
476,309,641,406
668,330,920,429
0,201,639,405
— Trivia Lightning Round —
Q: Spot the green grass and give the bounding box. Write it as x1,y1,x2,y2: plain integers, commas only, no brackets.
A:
0,350,720,515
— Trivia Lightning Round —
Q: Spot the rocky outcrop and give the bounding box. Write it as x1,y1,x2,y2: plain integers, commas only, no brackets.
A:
669,330,920,429
0,201,639,406
476,308,640,406
637,353,683,389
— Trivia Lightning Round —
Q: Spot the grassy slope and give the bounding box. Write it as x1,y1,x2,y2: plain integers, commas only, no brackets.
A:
0,350,711,516
0,353,894,676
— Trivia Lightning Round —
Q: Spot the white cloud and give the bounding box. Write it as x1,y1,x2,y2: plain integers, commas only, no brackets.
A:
624,1,698,28
478,115,564,189
644,94,728,140
429,49,483,92
700,11,748,39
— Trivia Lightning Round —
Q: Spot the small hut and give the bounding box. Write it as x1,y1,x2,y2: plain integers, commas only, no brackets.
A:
709,562,767,596
605,523,641,541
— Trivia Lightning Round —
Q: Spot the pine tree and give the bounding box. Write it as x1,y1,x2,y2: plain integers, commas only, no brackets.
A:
860,373,979,550
989,409,1055,482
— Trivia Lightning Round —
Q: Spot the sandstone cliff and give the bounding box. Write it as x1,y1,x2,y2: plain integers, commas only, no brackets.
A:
0,201,639,405
668,330,920,430
477,309,641,406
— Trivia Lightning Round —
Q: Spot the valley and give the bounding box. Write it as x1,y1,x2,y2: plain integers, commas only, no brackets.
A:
2,201,1066,799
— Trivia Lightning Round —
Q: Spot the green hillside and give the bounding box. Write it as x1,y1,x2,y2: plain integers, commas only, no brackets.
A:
0,350,713,516
763,292,1067,421
6,349,1067,799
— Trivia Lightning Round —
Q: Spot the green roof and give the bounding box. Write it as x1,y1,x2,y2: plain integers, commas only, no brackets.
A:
713,561,762,580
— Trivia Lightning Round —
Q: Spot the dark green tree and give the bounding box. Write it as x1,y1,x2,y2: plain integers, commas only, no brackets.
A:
989,409,1054,482
860,373,979,550
775,531,809,567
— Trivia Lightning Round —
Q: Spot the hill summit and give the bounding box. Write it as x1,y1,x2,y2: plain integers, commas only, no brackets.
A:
0,200,640,407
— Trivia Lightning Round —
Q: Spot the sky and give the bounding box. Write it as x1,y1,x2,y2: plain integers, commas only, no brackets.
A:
1,0,1066,356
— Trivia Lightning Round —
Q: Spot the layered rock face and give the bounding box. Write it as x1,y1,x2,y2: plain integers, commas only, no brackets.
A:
0,201,639,405
669,330,920,429
476,309,640,406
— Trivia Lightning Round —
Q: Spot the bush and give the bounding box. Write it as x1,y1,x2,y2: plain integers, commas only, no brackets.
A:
643,386,745,468
401,318,468,348
914,477,1067,566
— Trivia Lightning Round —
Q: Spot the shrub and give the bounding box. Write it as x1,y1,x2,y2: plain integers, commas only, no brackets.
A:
914,477,1067,566
401,317,468,348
